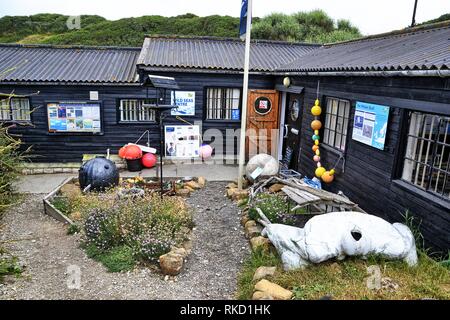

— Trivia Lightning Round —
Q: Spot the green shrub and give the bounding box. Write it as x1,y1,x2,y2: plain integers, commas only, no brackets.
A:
248,193,291,223
0,125,23,213
85,244,135,273
52,196,71,215
79,193,192,270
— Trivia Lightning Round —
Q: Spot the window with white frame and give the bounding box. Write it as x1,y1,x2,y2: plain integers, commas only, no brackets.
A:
0,97,31,121
206,88,241,120
401,111,450,198
323,97,351,151
118,99,156,122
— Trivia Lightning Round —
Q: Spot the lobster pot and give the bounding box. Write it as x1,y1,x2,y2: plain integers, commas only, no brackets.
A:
79,157,120,191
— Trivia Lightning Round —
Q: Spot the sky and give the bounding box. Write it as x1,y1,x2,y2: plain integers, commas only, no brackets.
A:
0,0,449,35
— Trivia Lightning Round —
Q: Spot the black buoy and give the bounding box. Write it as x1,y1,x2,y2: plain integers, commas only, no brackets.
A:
78,157,120,191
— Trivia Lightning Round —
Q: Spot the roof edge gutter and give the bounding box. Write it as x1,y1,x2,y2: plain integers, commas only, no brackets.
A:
276,70,450,78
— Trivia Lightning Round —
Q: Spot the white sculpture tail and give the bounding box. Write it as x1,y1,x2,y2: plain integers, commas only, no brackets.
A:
255,207,271,227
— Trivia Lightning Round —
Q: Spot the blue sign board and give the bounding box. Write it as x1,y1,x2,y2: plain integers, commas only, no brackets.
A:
352,101,390,150
231,109,241,120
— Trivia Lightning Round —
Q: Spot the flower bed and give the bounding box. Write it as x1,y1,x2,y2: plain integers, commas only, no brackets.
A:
47,177,195,273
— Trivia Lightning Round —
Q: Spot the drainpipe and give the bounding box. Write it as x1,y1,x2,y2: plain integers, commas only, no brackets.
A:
278,69,450,78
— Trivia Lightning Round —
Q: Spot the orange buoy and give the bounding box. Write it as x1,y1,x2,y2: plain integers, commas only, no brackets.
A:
311,120,322,130
312,145,319,152
321,170,335,183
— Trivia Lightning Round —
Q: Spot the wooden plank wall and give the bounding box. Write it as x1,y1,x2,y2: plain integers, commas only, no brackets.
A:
1,72,274,163
279,75,449,254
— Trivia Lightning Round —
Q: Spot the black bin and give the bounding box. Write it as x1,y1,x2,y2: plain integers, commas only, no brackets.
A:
126,158,143,172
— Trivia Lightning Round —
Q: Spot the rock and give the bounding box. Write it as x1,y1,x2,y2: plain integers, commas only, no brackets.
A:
245,220,257,229
252,291,274,300
245,220,262,238
226,188,236,199
254,279,292,300
246,154,279,183
253,266,276,281
159,252,184,276
240,214,250,227
226,182,238,189
182,240,193,254
246,225,262,238
381,277,399,292
250,236,271,252
186,181,201,190
232,189,248,201
269,183,285,193
171,247,188,259
176,188,191,197
197,177,206,187
237,199,248,207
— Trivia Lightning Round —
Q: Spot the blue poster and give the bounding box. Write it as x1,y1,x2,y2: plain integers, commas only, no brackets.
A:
352,101,390,150
49,119,67,131
231,109,240,120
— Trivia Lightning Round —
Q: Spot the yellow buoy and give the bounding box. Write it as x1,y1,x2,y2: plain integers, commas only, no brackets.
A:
314,140,319,146
315,167,326,178
311,105,322,116
315,149,320,156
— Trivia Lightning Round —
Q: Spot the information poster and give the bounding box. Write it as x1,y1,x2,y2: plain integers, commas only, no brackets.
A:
47,102,101,133
171,91,195,116
352,101,390,150
164,125,200,158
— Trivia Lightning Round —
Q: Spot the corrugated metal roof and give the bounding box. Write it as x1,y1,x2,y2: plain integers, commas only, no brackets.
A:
278,23,450,72
137,36,319,72
0,44,141,83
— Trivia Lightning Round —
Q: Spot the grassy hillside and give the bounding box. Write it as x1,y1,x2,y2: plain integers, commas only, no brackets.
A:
0,12,448,47
0,13,242,46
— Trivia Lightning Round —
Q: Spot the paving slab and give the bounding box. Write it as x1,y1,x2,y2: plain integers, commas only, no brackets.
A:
14,174,73,194
14,164,238,194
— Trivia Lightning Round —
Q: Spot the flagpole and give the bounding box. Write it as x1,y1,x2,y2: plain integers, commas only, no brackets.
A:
238,0,252,190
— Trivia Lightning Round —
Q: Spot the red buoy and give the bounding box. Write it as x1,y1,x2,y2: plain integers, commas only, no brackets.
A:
122,145,142,160
141,153,157,168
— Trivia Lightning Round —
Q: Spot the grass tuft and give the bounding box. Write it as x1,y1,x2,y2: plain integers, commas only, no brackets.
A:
84,243,136,273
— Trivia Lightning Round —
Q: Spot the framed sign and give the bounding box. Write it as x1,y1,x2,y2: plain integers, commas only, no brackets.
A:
164,125,200,158
171,91,195,116
47,102,102,134
352,101,390,150
254,97,272,115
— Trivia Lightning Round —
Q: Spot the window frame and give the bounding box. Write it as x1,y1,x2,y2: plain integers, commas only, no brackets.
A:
321,96,351,152
204,87,242,122
117,98,157,124
0,97,32,122
399,110,450,200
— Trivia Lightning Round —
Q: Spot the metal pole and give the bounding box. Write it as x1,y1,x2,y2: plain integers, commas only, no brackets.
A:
238,0,253,190
160,113,164,199
411,0,418,27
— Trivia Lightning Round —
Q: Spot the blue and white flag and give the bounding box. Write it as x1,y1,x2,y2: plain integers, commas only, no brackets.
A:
239,0,248,40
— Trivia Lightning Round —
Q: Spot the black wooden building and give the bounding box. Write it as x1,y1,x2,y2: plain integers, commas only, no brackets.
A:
0,22,449,253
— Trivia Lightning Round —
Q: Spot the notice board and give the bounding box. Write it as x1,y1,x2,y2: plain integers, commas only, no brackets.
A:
164,125,200,158
47,102,102,133
352,101,390,150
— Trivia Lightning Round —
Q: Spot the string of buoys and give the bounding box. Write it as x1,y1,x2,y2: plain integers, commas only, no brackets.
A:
311,99,335,184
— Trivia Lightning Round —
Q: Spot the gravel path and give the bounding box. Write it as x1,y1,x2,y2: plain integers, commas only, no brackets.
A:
0,181,250,300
